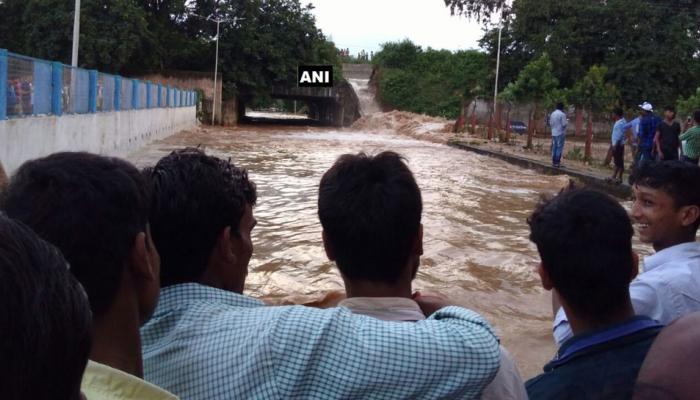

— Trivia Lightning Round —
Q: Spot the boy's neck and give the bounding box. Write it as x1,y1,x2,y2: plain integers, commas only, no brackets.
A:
89,285,145,378
344,280,413,299
566,301,636,338
654,234,697,253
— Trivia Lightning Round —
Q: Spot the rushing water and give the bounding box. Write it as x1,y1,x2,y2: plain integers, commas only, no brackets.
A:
348,78,382,116
129,123,652,378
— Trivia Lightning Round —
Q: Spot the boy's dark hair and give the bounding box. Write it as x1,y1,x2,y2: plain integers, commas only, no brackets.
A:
556,102,565,111
694,110,700,124
318,151,422,284
0,214,91,400
147,148,257,287
0,152,150,317
614,107,624,117
630,161,700,231
664,105,676,114
528,187,634,319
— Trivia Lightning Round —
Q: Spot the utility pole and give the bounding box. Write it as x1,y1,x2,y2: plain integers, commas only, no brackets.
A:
212,19,220,125
493,21,503,134
71,0,81,67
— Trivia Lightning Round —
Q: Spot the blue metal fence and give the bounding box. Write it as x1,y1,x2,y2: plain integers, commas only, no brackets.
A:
1,49,197,120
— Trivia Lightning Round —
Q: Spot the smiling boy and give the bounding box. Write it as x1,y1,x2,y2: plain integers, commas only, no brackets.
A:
552,160,700,344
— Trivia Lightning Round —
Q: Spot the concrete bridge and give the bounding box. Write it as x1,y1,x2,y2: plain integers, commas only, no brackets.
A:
238,64,373,127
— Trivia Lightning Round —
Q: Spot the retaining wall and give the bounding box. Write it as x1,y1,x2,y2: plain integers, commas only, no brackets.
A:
0,106,196,175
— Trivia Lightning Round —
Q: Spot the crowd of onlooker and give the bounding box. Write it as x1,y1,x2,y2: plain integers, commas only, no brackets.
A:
0,142,698,399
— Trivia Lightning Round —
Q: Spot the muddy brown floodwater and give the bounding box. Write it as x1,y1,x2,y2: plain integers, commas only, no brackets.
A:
128,123,652,379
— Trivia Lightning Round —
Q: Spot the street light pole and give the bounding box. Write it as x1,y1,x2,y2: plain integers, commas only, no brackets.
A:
71,0,81,67
212,19,220,125
493,21,503,132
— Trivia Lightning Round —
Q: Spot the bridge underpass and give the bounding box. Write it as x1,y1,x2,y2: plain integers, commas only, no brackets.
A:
238,64,373,127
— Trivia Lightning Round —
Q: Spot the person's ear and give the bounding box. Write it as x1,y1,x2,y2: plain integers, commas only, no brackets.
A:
322,230,335,261
414,224,424,256
214,226,236,264
679,205,700,229
130,232,157,282
537,263,554,291
631,251,640,282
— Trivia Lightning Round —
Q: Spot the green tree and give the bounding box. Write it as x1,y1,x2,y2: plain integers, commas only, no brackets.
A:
677,88,700,119
373,40,489,119
442,0,510,23
0,0,157,74
501,53,559,148
478,0,700,108
568,65,620,161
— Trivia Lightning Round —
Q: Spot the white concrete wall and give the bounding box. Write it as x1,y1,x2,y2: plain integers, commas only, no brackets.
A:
0,106,196,175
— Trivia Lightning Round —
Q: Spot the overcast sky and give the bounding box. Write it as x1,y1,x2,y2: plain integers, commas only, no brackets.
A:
306,0,487,55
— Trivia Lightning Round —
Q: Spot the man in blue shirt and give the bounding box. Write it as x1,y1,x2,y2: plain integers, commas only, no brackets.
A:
141,148,501,399
549,102,568,167
609,108,633,184
636,102,661,165
526,187,663,400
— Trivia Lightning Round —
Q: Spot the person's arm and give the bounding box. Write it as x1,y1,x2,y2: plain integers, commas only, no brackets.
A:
273,306,501,399
679,129,691,141
654,130,663,159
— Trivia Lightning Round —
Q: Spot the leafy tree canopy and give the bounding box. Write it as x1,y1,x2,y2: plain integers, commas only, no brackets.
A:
0,0,342,98
474,0,700,108
373,40,490,118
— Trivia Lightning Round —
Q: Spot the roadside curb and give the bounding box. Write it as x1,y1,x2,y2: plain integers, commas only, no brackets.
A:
448,140,632,199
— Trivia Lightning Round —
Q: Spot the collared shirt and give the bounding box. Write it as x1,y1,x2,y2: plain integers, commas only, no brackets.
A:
339,296,527,400
81,360,178,400
527,317,662,400
141,283,500,400
553,241,700,345
611,118,633,145
680,125,700,159
549,110,568,137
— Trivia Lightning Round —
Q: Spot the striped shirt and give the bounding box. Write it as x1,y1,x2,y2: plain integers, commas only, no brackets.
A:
141,283,501,399
680,126,700,160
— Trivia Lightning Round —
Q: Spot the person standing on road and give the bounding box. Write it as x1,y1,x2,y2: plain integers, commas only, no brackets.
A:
636,102,661,165
680,110,700,165
608,108,632,184
654,106,681,161
549,102,568,168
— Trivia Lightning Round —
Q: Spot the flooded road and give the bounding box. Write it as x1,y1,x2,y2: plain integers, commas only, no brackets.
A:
128,123,652,378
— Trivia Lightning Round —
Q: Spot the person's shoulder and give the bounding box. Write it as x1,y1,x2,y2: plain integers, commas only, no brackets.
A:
525,370,574,400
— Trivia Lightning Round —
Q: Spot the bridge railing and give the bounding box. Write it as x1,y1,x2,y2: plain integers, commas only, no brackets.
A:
270,85,338,99
0,49,197,120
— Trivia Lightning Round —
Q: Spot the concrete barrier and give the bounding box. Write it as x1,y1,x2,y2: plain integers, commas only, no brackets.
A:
0,106,196,175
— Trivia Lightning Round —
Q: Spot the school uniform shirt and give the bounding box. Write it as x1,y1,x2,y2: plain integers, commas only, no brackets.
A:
141,283,500,400
527,316,662,400
339,297,528,400
553,241,700,345
81,360,178,400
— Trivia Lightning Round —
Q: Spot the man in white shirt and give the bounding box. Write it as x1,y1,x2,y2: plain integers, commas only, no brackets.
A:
318,151,527,400
553,161,700,345
549,103,568,168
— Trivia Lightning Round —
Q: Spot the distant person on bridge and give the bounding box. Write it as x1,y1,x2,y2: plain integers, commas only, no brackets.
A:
549,102,568,168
